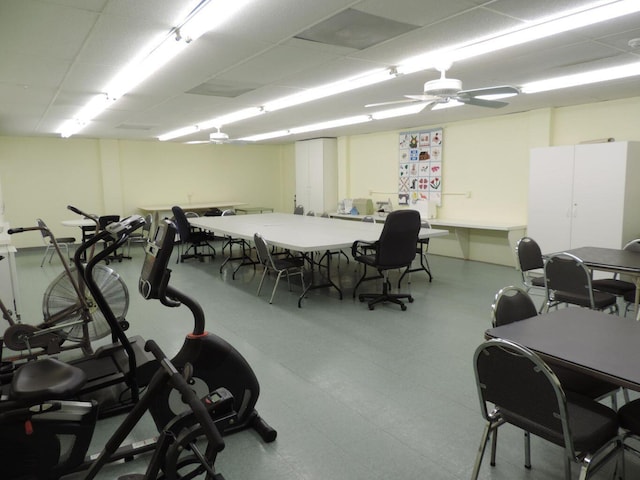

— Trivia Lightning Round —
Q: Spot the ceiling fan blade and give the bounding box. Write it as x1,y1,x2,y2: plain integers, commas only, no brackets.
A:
365,98,420,108
457,96,509,108
405,94,440,102
458,85,520,98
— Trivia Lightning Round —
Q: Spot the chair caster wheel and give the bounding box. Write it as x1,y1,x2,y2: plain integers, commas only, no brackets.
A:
401,304,407,311
408,297,414,303
359,295,365,303
368,304,374,310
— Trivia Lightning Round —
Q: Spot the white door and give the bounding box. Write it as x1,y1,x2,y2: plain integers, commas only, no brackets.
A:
571,142,627,248
528,146,575,253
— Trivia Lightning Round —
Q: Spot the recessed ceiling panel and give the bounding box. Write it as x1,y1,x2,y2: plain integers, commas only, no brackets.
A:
294,8,419,50
187,80,259,98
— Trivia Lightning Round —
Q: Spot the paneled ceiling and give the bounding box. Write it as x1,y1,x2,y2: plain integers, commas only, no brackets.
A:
1,0,639,143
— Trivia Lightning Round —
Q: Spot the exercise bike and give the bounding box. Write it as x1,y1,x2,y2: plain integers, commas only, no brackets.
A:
2,213,129,361
0,215,238,479
0,337,235,480
2,214,158,418
139,218,277,442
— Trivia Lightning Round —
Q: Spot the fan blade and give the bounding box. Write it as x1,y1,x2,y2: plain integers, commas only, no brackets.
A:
405,94,440,102
365,98,420,108
457,96,509,108
458,85,520,98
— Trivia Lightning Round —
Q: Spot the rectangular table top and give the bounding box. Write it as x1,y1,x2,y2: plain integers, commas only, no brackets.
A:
485,308,640,391
139,201,247,212
558,246,640,275
190,212,449,253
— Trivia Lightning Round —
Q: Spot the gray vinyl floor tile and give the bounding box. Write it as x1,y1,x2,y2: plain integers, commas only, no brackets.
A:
5,243,637,480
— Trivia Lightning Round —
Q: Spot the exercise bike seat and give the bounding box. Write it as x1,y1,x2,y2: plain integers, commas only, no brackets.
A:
10,358,87,403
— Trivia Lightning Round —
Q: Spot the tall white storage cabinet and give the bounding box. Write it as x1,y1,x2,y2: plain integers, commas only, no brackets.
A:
528,141,640,253
295,138,338,214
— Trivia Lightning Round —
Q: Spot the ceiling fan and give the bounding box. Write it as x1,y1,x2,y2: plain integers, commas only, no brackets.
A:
366,65,520,111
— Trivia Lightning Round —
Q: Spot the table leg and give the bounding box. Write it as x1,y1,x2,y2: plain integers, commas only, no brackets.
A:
298,250,343,307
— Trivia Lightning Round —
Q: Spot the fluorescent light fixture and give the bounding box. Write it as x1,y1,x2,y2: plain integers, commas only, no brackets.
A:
158,125,201,142
178,0,252,42
198,107,265,130
288,115,371,135
58,0,253,138
263,69,394,112
370,103,429,120
399,1,640,73
522,61,640,93
240,130,291,142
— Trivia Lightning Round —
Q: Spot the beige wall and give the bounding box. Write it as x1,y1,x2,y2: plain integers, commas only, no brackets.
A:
1,96,639,260
0,137,294,248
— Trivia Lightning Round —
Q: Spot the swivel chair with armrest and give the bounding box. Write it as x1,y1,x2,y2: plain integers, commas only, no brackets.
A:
351,209,420,311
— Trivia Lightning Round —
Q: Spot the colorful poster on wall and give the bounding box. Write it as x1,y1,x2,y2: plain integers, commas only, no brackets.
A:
398,128,442,206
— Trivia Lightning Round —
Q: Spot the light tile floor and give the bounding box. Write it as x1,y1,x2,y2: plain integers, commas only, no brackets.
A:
7,242,637,480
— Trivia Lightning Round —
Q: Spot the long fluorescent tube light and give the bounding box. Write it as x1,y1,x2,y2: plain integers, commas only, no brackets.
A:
263,69,395,112
288,115,371,135
398,1,640,74
57,0,253,138
522,61,640,93
370,103,429,120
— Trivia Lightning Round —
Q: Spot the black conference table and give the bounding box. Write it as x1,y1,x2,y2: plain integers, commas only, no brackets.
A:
485,308,640,392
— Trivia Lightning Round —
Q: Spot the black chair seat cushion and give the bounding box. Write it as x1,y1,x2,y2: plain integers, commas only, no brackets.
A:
56,237,76,243
592,278,635,295
354,253,407,271
10,358,87,402
531,276,545,287
272,256,304,270
618,398,640,433
554,290,617,309
500,392,618,452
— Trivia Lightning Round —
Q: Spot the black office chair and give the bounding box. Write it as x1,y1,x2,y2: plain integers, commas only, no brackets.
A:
471,338,622,480
515,236,546,296
253,232,305,304
171,206,216,263
617,398,640,467
293,205,304,215
98,215,130,263
543,252,618,314
37,219,76,267
491,286,623,407
398,219,433,287
351,209,420,311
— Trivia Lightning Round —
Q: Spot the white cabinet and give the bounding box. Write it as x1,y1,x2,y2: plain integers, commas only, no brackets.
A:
295,138,337,214
528,141,640,253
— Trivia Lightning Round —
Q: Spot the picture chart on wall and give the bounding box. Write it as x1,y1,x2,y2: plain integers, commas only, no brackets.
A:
398,128,443,206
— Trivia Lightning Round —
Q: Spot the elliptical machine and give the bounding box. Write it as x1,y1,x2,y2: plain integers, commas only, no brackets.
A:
139,218,277,442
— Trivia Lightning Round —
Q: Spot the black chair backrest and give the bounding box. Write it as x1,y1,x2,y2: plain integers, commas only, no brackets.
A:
221,209,236,216
474,339,568,447
37,218,51,241
99,215,120,230
253,232,271,267
171,206,192,242
516,237,543,271
294,205,304,215
491,286,538,327
624,238,640,253
376,210,421,268
544,252,591,296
